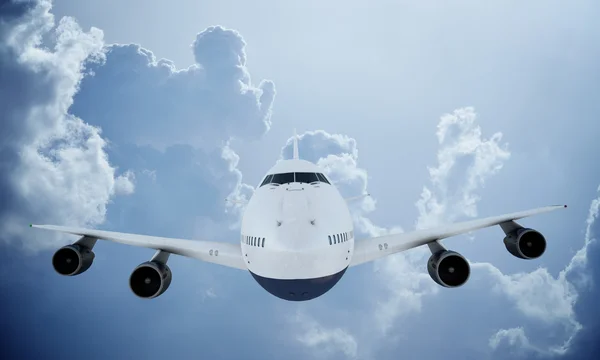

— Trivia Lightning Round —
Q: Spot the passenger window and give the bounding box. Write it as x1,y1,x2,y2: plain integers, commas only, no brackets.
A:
336,234,340,244
262,238,265,247
295,172,319,184
260,174,273,187
271,172,295,184
328,235,332,245
316,173,331,184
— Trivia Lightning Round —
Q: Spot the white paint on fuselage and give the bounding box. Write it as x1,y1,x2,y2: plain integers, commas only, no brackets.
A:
240,159,354,280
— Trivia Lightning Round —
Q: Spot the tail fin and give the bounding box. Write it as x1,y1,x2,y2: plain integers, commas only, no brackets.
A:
293,128,299,160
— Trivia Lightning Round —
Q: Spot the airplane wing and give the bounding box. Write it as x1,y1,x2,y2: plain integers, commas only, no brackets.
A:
30,224,247,270
349,205,567,267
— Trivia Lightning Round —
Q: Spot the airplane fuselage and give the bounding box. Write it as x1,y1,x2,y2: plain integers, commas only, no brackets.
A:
240,159,354,301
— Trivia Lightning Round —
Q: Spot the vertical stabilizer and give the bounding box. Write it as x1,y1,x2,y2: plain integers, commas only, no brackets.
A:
293,128,299,160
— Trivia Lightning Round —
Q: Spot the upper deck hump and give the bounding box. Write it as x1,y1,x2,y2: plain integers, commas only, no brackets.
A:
266,159,321,174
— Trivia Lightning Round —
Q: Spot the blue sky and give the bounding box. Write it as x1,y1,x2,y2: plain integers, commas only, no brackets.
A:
1,0,599,359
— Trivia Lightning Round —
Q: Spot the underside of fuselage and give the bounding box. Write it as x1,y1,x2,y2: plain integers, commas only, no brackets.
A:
249,267,348,301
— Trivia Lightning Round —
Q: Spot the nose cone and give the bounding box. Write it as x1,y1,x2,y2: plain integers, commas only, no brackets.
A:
280,185,311,221
275,186,319,250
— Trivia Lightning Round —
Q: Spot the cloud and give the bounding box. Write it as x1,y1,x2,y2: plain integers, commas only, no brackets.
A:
485,187,600,357
280,130,358,164
0,0,134,251
0,4,286,359
65,25,277,240
0,0,276,254
374,107,511,334
99,143,249,240
489,327,543,359
416,107,511,229
291,311,358,359
69,26,275,151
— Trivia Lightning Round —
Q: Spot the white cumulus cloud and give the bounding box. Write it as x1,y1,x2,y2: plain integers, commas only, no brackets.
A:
291,311,358,359
0,0,134,251
375,106,511,333
486,187,600,356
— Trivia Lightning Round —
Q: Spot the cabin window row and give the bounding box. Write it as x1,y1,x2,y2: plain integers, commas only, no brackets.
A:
243,235,265,248
260,172,331,187
329,231,351,245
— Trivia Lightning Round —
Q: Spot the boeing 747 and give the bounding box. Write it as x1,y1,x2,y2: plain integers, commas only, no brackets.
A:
31,133,566,301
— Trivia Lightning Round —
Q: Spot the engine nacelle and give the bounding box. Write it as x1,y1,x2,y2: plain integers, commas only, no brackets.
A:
52,244,95,276
427,250,471,288
129,261,172,299
503,228,546,259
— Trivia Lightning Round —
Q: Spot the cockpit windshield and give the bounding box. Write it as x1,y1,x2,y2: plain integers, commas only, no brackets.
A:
260,172,331,187
271,173,295,185
295,172,319,183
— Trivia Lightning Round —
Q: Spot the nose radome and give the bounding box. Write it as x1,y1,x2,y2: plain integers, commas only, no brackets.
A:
274,188,320,250
278,187,312,224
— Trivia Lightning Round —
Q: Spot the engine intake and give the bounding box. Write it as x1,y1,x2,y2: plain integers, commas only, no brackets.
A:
427,250,470,288
503,228,546,259
129,261,172,299
52,244,95,276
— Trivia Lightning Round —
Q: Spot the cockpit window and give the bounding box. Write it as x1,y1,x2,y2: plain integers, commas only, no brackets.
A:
295,172,319,184
259,172,332,187
260,174,273,187
271,172,295,185
316,173,330,184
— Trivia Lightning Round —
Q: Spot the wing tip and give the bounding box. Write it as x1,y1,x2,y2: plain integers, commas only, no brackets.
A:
551,204,567,209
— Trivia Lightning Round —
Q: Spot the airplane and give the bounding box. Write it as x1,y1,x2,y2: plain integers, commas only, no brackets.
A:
30,132,567,301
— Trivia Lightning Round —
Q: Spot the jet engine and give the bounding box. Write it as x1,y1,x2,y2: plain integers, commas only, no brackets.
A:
129,261,172,299
503,228,546,259
427,250,470,288
52,244,95,276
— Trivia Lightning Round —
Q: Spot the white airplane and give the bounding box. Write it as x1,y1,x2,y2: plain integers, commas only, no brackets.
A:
31,133,567,301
